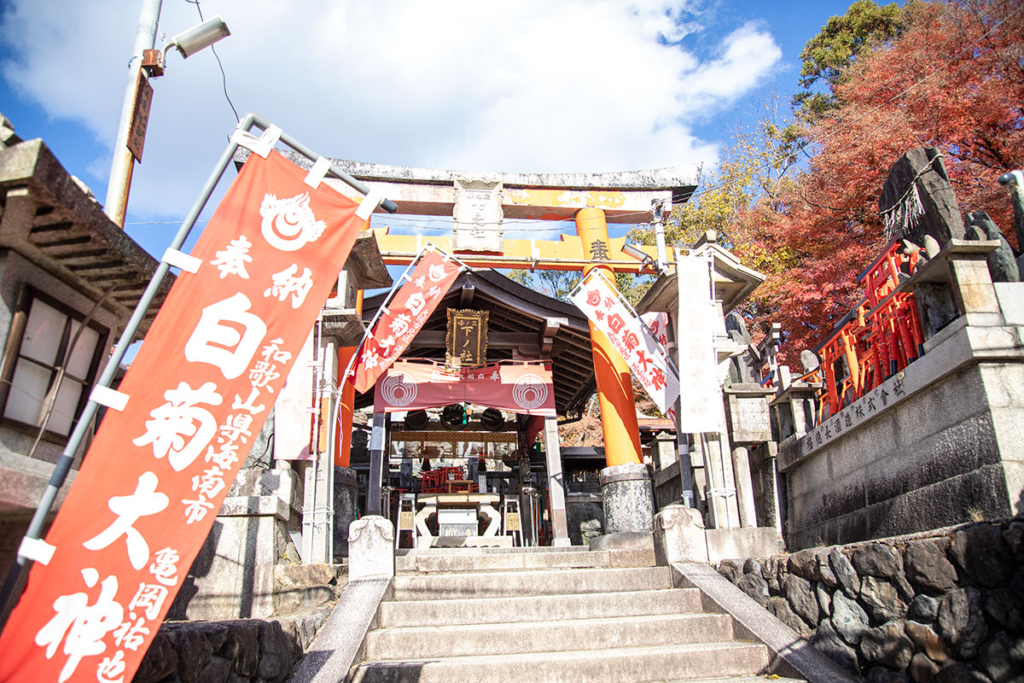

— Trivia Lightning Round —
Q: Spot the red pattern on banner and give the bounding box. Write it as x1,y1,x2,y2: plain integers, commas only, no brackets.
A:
353,250,461,393
372,360,555,416
0,151,365,683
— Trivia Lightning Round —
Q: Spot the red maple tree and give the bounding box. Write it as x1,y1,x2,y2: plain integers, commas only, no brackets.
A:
739,0,1024,364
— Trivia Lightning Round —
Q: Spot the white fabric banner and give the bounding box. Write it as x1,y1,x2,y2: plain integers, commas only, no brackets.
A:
569,270,679,414
674,256,722,433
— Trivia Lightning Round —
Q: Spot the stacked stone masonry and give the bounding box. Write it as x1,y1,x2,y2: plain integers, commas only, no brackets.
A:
131,612,328,683
716,516,1024,682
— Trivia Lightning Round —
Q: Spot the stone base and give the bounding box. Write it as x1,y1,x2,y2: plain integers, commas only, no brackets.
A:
706,527,783,563
653,504,709,565
590,531,654,552
600,463,654,534
348,516,395,582
429,536,514,548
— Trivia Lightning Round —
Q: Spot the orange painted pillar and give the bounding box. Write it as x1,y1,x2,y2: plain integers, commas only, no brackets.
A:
335,290,363,467
576,208,643,467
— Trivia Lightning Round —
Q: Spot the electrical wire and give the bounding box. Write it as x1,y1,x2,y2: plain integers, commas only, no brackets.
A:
143,4,1020,236
185,0,240,123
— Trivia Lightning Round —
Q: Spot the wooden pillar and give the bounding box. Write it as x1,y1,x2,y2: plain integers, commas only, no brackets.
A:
335,290,362,467
575,208,642,467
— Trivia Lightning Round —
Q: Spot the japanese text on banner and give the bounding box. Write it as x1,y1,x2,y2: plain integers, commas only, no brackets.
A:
568,270,679,415
354,249,461,393
0,150,367,683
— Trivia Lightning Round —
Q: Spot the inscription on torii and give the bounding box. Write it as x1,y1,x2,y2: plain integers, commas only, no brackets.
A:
297,153,699,271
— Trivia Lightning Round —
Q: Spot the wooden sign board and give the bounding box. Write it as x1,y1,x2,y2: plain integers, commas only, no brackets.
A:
128,71,153,162
505,511,521,532
446,309,488,369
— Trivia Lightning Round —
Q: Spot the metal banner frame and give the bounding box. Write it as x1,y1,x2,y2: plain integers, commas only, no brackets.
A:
0,112,397,623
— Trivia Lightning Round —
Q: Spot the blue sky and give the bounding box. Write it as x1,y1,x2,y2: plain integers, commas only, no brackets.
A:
0,0,862,259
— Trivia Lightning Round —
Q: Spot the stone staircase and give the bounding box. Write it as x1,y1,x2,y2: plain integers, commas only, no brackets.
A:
346,546,799,683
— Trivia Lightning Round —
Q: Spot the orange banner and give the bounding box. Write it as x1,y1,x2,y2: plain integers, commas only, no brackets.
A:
353,249,462,393
0,151,365,683
373,360,555,416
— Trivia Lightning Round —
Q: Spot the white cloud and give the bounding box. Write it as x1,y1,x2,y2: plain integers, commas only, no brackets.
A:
1,0,781,221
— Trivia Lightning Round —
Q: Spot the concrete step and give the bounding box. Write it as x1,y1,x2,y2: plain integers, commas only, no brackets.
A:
397,545,590,556
397,547,654,573
379,586,704,628
349,641,770,683
391,565,672,600
664,678,805,683
366,612,735,660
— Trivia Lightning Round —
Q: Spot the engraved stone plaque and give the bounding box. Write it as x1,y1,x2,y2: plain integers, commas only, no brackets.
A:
453,180,503,251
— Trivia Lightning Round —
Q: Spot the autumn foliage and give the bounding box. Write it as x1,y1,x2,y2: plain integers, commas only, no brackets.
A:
638,0,1024,365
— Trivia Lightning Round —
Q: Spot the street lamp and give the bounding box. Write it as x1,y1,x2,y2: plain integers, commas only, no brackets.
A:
167,16,231,58
104,1,231,227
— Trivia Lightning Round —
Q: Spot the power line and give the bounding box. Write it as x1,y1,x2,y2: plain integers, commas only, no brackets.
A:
185,0,238,122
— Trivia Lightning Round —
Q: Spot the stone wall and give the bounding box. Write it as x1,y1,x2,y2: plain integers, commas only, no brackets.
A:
715,517,1024,682
132,612,328,683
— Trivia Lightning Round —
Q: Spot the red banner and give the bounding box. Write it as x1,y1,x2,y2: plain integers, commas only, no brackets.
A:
353,249,461,393
373,360,555,416
0,151,365,683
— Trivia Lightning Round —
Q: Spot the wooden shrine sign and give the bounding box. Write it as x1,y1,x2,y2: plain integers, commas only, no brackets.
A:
446,309,488,370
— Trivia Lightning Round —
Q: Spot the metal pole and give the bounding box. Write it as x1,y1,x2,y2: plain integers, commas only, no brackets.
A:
105,0,163,227
0,115,248,622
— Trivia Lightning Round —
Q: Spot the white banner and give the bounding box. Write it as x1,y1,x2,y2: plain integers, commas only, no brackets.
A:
674,256,722,433
569,270,679,414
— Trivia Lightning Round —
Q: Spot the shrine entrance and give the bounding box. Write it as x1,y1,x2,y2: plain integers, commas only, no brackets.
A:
353,268,596,547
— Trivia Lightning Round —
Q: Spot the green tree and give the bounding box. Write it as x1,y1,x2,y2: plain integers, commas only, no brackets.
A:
628,93,802,285
793,0,904,122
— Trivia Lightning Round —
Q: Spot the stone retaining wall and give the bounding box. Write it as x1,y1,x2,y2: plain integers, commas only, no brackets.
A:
132,612,328,683
716,517,1024,682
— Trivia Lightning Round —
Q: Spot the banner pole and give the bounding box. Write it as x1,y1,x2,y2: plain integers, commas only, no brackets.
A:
0,111,398,626
0,119,251,625
325,244,433,473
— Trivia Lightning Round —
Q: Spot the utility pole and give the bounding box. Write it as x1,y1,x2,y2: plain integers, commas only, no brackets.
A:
105,0,163,228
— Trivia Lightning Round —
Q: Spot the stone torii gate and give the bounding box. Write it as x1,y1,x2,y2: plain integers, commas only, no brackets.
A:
281,154,699,551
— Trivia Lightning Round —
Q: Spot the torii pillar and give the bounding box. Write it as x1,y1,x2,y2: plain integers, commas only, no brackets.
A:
576,208,653,537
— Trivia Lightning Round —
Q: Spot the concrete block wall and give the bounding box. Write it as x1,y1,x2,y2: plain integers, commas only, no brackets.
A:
714,516,1024,682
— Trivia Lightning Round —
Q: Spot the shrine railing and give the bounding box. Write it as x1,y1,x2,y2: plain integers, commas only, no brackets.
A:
816,239,926,420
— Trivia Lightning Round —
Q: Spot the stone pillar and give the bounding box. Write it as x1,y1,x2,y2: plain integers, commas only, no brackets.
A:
653,504,708,565
600,463,654,534
366,412,386,516
731,445,758,528
701,434,738,528
654,431,677,470
543,416,571,546
170,466,301,621
348,516,394,582
576,208,643,467
948,251,1004,326
333,466,357,560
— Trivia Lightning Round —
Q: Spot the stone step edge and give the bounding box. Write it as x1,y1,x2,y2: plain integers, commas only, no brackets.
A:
369,611,732,644
354,640,766,670
661,678,805,683
392,565,669,582
397,545,590,556
382,586,697,610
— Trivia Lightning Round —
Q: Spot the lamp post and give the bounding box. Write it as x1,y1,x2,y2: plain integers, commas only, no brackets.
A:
104,1,230,227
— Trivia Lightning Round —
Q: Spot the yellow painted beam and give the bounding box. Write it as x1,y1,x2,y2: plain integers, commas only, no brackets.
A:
370,228,672,273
